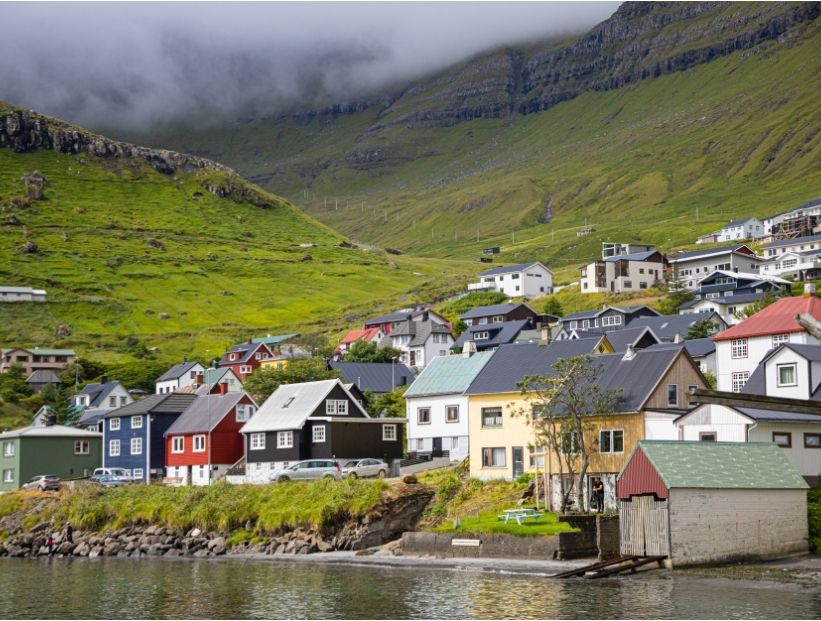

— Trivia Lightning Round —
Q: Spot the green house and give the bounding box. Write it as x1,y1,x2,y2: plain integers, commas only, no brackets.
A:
0,424,102,490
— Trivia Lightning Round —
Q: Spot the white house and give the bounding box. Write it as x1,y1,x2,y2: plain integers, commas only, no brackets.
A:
580,250,666,294
404,349,494,462
759,233,821,281
713,293,821,392
0,286,46,302
387,319,454,371
678,293,766,326
155,360,206,394
715,217,765,242
74,380,134,431
668,245,763,290
763,199,821,236
468,262,553,299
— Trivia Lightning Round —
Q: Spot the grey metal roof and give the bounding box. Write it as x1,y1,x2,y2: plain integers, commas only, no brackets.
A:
627,311,724,340
777,343,821,362
0,424,101,440
561,309,601,321
681,337,716,358
218,341,270,365
25,369,60,385
391,320,452,347
157,360,201,382
723,218,758,228
465,340,611,395
102,393,197,418
404,351,495,397
603,250,662,262
454,319,531,350
165,392,248,435
78,381,121,408
668,244,755,262
604,326,659,352
460,303,523,320
764,233,821,249
695,292,767,305
593,349,681,412
329,361,415,393
766,198,821,220
364,310,413,326
735,407,821,423
479,262,546,277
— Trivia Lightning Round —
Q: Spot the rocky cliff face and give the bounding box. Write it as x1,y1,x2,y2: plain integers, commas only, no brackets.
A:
0,107,232,175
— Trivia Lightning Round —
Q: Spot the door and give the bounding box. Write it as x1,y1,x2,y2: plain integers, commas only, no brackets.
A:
432,437,442,457
409,350,416,367
512,446,524,478
619,496,669,557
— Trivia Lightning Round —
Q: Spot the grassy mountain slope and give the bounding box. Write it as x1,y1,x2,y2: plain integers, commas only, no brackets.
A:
0,109,474,363
142,6,821,284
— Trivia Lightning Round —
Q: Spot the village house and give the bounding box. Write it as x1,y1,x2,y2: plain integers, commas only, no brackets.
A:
763,198,821,236
164,386,258,485
102,393,197,482
467,262,553,299
75,379,134,432
155,359,206,394
715,217,765,242
328,361,415,395
459,302,555,327
677,292,768,326
690,270,790,300
240,379,404,483
387,319,454,371
218,339,275,380
24,369,61,393
601,242,656,259
667,244,763,290
656,338,716,376
557,306,661,337
0,423,101,491
454,319,536,352
175,367,244,395
337,307,449,358
0,286,47,303
759,233,821,281
598,326,659,353
617,441,808,566
404,349,495,462
627,310,727,342
579,250,667,294
713,292,821,392
336,327,382,358
0,347,76,375
465,342,707,512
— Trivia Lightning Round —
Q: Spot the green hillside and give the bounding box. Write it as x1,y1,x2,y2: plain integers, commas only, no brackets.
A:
142,8,821,285
0,123,474,363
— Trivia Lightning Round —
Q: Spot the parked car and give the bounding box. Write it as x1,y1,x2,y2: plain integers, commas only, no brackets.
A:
342,458,389,479
21,475,61,491
269,460,342,482
94,475,127,488
90,468,138,483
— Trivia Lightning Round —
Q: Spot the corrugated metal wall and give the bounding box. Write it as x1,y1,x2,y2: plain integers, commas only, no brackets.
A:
616,447,668,500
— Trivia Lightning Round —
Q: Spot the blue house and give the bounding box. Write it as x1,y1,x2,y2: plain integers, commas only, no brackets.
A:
102,393,197,482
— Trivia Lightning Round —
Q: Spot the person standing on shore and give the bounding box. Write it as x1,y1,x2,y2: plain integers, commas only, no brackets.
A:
65,522,73,544
46,532,54,556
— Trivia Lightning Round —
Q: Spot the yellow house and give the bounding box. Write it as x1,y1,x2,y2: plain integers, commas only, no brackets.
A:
259,358,290,370
466,343,708,510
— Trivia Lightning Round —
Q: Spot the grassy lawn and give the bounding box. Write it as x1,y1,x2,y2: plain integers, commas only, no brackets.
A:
434,509,575,537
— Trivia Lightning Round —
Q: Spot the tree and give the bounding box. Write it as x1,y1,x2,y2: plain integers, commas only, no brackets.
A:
686,319,717,339
452,319,469,339
655,264,694,315
542,296,564,318
105,360,170,392
295,333,335,358
344,340,402,364
735,291,782,320
0,364,33,404
513,355,622,513
365,386,408,418
40,384,81,426
59,358,108,389
437,291,508,324
243,359,339,403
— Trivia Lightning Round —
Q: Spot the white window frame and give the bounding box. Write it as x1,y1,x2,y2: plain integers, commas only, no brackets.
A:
446,405,459,423
74,440,90,455
732,371,749,393
336,400,348,415
277,431,294,449
240,365,253,375
481,407,502,428
475,331,489,340
130,437,143,456
132,468,144,480
109,439,120,457
2,469,14,483
2,441,14,457
193,435,206,452
250,433,266,450
131,415,143,429
417,407,431,424
772,333,790,348
731,339,748,359
776,363,797,387
171,436,184,453
109,396,117,407
312,426,326,443
382,424,397,441
109,417,121,431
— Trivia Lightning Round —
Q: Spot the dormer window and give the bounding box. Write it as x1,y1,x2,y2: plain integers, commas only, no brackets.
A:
229,353,236,361
475,331,489,340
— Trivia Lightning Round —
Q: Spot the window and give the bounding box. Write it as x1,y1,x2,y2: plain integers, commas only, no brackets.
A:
481,407,502,428
731,372,749,393
312,426,326,443
236,404,255,422
481,447,506,468
599,429,624,453
492,316,504,324
804,433,821,449
131,437,143,455
120,396,127,406
2,469,13,483
74,440,89,455
337,400,348,416
731,339,748,359
277,431,293,449
772,432,791,448
450,437,459,450
667,384,678,407
382,424,397,441
109,439,120,456
446,405,459,423
109,417,121,431
601,315,622,327
529,446,544,468
193,435,206,452
171,437,184,453
240,365,252,375
326,399,348,415
416,439,425,451
255,353,261,360
417,408,431,424
229,353,236,361
250,433,265,450
109,396,117,407
561,432,581,454
131,415,143,429
699,432,717,442
133,468,144,480
569,321,578,330
772,333,790,348
777,363,797,387
2,441,13,457
474,331,489,340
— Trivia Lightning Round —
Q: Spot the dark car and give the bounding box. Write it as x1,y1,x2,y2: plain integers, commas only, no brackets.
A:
21,475,61,491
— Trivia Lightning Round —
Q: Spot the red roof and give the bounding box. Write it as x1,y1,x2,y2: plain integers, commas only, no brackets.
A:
340,327,380,345
713,295,821,341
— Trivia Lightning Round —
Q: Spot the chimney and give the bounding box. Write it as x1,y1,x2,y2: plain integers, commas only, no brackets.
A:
804,282,817,297
100,374,108,385
247,337,253,344
539,326,550,346
462,341,477,357
673,333,683,343
623,345,636,361
182,356,187,364
46,414,57,426
219,381,228,395
194,372,204,386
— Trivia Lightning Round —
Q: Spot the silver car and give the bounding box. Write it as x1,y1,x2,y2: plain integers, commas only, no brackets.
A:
269,460,342,482
22,474,61,491
342,458,389,479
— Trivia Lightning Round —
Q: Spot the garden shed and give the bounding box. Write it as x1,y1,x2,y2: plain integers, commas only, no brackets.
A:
616,440,808,567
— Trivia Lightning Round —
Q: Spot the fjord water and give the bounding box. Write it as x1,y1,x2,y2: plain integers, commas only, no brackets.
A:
0,558,818,619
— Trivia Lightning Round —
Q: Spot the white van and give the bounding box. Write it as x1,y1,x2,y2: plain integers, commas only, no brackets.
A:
90,467,139,483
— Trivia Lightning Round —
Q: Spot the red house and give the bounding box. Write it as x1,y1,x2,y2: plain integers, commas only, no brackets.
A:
164,387,258,485
218,339,274,379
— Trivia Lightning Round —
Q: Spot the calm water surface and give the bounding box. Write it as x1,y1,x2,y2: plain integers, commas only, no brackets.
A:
0,557,818,619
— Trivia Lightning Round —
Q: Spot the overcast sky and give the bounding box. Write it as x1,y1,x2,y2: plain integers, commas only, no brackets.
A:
1,2,618,129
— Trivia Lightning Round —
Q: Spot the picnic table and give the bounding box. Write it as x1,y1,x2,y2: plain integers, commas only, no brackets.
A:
499,507,544,526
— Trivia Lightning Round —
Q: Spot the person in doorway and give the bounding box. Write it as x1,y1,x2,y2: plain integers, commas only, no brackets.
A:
46,532,54,556
592,479,605,512
65,522,73,544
